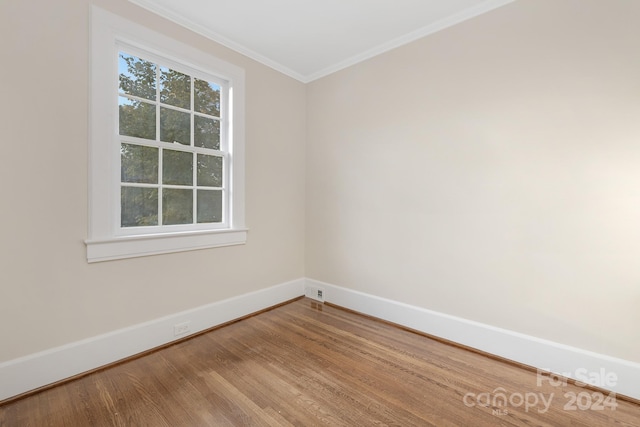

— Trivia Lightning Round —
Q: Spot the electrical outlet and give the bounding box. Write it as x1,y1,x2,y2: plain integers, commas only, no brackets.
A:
306,286,325,303
174,321,191,336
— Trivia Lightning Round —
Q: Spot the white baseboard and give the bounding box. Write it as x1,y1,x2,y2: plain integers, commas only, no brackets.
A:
305,278,640,401
4,277,638,403
0,278,305,402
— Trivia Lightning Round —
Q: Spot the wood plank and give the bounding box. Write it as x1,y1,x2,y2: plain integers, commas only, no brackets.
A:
1,298,638,426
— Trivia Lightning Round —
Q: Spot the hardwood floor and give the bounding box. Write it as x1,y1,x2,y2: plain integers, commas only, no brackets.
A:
1,298,639,426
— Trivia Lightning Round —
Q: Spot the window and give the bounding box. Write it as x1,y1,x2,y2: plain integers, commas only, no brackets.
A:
87,7,246,262
118,52,226,229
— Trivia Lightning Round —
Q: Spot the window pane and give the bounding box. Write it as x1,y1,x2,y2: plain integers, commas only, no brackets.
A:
163,188,193,225
194,78,220,116
121,144,158,184
160,107,190,145
194,116,220,150
160,67,190,109
119,97,156,140
163,149,193,185
119,53,156,100
197,154,223,187
197,190,222,223
121,187,158,227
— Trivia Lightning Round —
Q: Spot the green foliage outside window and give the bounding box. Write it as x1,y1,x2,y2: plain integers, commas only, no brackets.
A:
118,53,223,227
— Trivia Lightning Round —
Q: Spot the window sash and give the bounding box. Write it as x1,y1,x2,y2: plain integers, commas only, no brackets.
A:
115,47,229,234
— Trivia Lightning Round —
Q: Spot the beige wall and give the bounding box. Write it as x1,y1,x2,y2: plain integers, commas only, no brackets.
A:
0,0,306,362
306,0,640,362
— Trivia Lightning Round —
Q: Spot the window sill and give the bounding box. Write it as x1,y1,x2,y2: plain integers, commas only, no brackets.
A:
85,228,248,263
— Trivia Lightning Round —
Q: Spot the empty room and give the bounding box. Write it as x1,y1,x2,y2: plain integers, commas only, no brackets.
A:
1,0,639,425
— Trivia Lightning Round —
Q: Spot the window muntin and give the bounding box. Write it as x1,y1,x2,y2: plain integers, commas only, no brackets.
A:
117,51,226,233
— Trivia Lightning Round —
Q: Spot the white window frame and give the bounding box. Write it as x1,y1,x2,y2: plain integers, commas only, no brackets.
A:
87,7,246,263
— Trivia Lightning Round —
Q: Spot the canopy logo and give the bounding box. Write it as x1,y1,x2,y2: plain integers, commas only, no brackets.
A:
463,368,619,416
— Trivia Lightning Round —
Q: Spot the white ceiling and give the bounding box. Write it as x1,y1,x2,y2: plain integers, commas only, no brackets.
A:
128,0,516,82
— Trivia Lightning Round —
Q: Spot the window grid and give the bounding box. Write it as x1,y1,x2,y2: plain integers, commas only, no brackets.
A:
118,50,226,230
